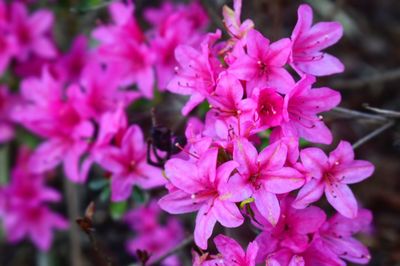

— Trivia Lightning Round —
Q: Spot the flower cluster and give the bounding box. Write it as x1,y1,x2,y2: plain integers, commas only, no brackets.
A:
0,0,375,264
0,148,68,250
157,1,374,265
0,0,208,251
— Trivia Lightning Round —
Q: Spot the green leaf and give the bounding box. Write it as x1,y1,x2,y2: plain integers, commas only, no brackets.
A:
99,186,110,202
131,186,147,204
110,201,128,220
88,179,109,191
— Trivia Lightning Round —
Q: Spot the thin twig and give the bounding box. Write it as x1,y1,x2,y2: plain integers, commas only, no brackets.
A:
331,68,400,89
148,235,194,266
332,107,388,122
70,0,117,14
363,104,400,118
352,120,395,149
63,179,84,266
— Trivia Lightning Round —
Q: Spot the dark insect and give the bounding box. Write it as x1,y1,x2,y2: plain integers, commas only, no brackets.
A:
147,109,187,168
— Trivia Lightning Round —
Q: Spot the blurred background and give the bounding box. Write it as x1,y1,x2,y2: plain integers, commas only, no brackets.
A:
0,0,399,265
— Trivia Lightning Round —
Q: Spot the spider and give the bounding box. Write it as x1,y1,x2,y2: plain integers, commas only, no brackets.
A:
147,109,187,168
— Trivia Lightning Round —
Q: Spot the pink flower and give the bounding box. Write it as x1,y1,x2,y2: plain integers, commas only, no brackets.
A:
167,30,222,115
75,62,140,120
252,87,284,128
229,138,304,225
293,141,374,218
229,30,294,95
159,148,242,249
92,1,154,98
201,234,259,266
273,75,341,144
12,69,93,182
55,35,89,82
125,201,184,266
222,0,254,40
10,2,57,61
95,125,165,201
320,209,372,264
290,4,344,76
0,148,68,251
208,72,256,123
253,196,326,263
147,1,208,89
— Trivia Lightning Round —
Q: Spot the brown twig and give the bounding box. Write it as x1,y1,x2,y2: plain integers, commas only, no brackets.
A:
331,68,400,89
363,104,400,118
352,120,395,149
332,107,389,122
63,179,84,266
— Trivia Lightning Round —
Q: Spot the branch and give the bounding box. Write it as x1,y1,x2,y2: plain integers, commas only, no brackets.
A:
148,235,194,266
331,68,400,89
352,120,395,149
363,104,400,118
332,107,388,122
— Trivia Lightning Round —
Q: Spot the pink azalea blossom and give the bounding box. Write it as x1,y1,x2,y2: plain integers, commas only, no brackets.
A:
10,2,57,61
290,4,344,76
55,35,90,82
208,72,256,123
12,69,93,182
253,196,326,263
222,0,254,41
196,234,258,266
147,1,208,89
167,30,222,115
159,148,243,249
95,125,165,201
125,201,184,266
92,1,154,98
272,75,341,144
0,148,67,250
320,208,372,264
293,140,374,218
75,62,140,120
229,138,304,225
229,29,294,95
252,87,284,129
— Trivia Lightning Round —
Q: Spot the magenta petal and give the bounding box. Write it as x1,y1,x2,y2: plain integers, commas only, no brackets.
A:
258,141,288,171
158,190,200,214
329,140,354,164
32,38,58,59
214,234,245,261
325,183,358,218
290,206,326,234
228,55,258,81
182,93,205,115
219,173,253,202
329,237,371,264
233,138,258,175
30,10,53,35
288,255,305,266
266,67,295,94
267,38,291,66
194,202,217,250
337,160,374,184
263,167,304,194
111,174,134,201
216,160,239,189
304,22,343,52
30,139,65,173
291,4,313,41
212,199,243,228
296,53,344,76
292,178,325,209
300,147,327,178
198,148,218,184
246,241,259,266
165,159,201,194
253,189,280,226
300,87,341,113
